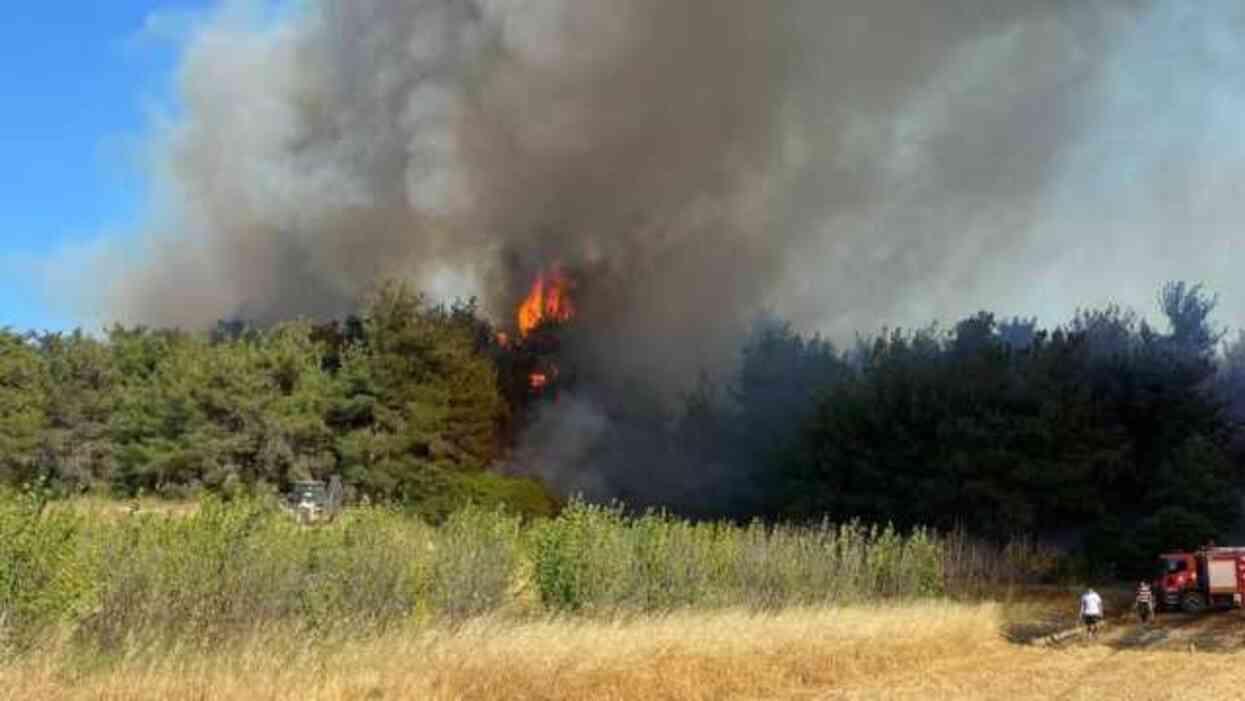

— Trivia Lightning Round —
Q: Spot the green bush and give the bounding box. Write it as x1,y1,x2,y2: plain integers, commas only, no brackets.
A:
425,504,522,621
78,499,438,648
0,484,102,651
527,500,951,613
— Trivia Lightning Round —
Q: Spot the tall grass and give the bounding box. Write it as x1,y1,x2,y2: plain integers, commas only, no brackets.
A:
10,600,1240,701
0,489,1063,659
1,603,1008,701
527,502,946,611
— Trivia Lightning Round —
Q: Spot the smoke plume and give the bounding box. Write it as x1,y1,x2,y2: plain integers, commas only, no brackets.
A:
80,0,1245,502
101,2,1146,364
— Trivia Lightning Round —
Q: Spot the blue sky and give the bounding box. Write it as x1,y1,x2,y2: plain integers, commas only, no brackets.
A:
0,2,207,332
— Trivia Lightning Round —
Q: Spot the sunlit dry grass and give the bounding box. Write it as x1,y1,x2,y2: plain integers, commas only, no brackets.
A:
0,602,992,700
6,601,1242,701
48,496,200,520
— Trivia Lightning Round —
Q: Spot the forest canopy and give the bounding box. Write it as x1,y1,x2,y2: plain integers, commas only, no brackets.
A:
0,282,553,520
684,282,1244,577
1,280,1242,575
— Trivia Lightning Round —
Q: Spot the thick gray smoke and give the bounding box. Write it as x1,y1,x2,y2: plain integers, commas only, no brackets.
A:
101,1,1145,369
83,0,1245,501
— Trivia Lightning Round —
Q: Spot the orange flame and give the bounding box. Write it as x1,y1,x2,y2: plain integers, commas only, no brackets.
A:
518,267,575,337
529,372,550,390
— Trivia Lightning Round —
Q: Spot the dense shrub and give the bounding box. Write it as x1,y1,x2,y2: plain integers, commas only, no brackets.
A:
0,494,523,651
0,485,101,651
528,500,1007,613
0,492,1058,656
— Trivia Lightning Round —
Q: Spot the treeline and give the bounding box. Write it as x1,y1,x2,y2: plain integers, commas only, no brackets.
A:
0,282,554,519
2,279,1243,576
685,282,1244,578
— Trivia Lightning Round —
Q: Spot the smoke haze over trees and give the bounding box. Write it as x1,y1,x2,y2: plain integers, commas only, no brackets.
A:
67,0,1245,387
651,282,1241,576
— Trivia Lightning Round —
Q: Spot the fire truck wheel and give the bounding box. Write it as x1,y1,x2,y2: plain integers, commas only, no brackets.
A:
1180,592,1206,614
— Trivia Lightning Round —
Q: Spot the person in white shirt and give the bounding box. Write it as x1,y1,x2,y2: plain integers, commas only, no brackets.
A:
1081,587,1104,638
1135,582,1154,624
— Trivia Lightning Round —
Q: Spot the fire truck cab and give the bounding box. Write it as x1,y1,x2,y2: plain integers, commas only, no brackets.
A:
1154,547,1245,613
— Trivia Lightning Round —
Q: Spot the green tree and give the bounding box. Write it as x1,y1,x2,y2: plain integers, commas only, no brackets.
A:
108,323,336,496
0,331,47,484
331,282,541,518
781,281,1239,567
37,331,118,491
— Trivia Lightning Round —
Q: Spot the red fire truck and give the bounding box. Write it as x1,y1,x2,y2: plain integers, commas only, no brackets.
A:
1153,547,1245,613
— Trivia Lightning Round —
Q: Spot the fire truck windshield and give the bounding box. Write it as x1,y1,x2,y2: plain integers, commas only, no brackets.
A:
1162,558,1188,574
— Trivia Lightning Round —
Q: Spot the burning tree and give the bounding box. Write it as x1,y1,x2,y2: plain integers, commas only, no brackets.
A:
499,266,578,401
518,266,576,339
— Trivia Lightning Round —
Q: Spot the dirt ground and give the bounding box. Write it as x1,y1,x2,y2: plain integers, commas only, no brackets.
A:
1068,607,1245,652
827,604,1245,701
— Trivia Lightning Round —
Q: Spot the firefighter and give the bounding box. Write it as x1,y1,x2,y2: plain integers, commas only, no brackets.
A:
1080,587,1104,639
1135,581,1154,624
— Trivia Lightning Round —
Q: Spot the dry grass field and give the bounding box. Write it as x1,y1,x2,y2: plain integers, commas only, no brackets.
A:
5,598,1243,701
